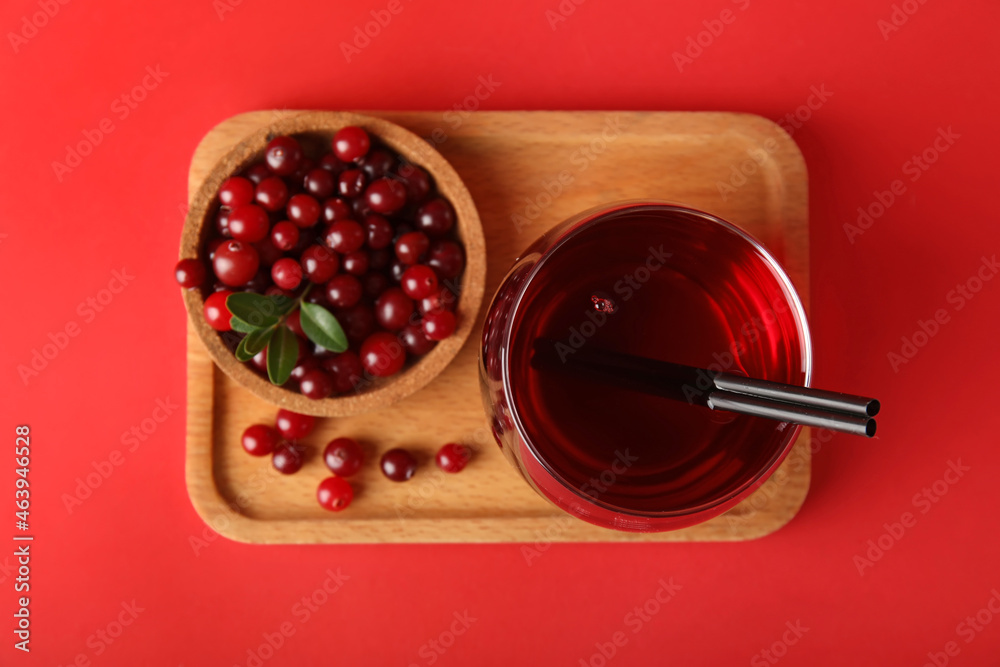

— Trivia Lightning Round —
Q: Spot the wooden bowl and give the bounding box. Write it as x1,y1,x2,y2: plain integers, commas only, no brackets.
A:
179,111,486,417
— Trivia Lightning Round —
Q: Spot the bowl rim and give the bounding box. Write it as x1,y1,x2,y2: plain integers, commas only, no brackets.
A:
499,199,813,520
180,110,486,417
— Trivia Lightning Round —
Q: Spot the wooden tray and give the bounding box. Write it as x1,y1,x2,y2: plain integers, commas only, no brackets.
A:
185,110,810,544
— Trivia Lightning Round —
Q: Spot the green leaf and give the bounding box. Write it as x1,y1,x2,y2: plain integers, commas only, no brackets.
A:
226,292,282,329
270,294,296,314
234,336,255,362
266,325,299,386
233,327,274,362
245,326,274,355
230,317,262,334
300,302,349,353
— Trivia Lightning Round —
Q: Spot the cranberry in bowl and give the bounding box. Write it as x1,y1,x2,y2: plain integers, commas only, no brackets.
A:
177,112,485,417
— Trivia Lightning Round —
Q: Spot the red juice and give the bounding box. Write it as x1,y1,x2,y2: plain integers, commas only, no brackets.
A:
503,205,808,516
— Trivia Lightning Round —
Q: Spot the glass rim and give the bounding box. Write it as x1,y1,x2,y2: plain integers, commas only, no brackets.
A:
499,200,814,520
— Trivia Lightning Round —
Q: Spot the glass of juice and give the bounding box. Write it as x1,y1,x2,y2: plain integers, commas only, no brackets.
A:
479,201,812,532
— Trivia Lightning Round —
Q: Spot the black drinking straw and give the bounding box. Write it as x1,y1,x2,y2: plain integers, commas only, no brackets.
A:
531,339,879,438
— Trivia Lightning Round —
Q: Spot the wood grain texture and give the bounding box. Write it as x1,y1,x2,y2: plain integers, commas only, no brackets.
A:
185,110,811,544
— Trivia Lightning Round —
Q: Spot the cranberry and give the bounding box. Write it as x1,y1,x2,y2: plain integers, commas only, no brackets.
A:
272,442,305,474
396,163,431,203
361,332,406,377
213,240,260,287
341,250,369,276
322,197,353,223
375,288,414,331
325,274,362,308
338,304,376,345
361,271,390,300
289,354,319,381
244,269,272,292
337,169,367,198
299,368,334,400
324,220,365,253
393,223,414,243
265,136,303,176
322,352,364,393
390,260,409,283
415,198,455,237
292,157,316,184
351,196,372,220
303,168,335,199
271,257,303,290
286,309,305,337
422,310,457,340
175,258,206,289
227,204,269,243
400,323,435,356
401,265,439,299
427,240,465,279
435,443,471,473
287,194,320,228
275,409,315,441
215,209,232,237
364,214,394,250
333,126,371,162
395,231,429,265
301,245,339,283
253,239,283,267
207,238,225,260
244,163,271,184
380,448,417,482
323,437,363,476
365,177,407,215
219,176,255,208
241,424,280,457
270,220,299,251
265,286,293,299
369,248,391,272
317,476,353,511
320,153,347,173
359,150,395,179
255,176,289,212
203,290,233,331
305,286,331,308
418,288,456,315
250,346,269,372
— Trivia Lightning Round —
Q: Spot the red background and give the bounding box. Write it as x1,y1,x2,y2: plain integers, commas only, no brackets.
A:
2,0,999,665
